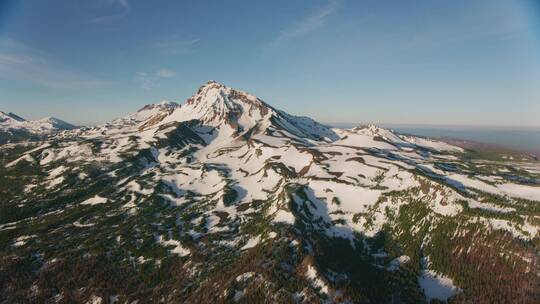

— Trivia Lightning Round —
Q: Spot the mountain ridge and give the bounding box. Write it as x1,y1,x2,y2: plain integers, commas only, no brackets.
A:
0,111,76,144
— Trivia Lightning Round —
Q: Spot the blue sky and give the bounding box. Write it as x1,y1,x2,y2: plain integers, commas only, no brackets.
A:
1,0,539,127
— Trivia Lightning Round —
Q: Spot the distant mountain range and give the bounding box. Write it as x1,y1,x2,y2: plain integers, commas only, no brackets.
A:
1,81,539,303
0,111,76,144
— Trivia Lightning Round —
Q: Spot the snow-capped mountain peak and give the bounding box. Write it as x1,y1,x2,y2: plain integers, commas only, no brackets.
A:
168,80,272,126
349,124,408,143
0,111,76,143
161,81,339,142
138,100,179,112
158,99,177,106
114,100,180,127
0,111,75,132
0,111,26,124
33,117,76,130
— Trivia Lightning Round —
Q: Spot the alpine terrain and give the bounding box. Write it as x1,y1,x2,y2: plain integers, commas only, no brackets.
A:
0,111,76,145
1,81,539,303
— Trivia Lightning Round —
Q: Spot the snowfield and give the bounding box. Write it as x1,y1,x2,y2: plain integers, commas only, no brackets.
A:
81,195,108,205
418,270,460,301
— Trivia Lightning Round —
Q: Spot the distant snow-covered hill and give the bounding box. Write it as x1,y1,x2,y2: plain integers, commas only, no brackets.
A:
0,111,76,144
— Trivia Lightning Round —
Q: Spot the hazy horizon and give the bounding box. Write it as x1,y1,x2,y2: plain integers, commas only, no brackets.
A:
5,102,540,131
4,93,540,130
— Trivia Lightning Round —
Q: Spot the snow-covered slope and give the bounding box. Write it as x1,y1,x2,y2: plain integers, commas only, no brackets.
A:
20,116,76,132
119,100,179,125
335,124,463,152
71,100,180,137
0,111,26,124
0,111,76,144
0,111,75,132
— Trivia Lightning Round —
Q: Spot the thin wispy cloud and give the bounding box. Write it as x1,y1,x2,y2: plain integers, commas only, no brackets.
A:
91,0,130,23
155,36,200,55
156,68,175,78
136,68,176,90
265,0,340,49
407,8,530,51
117,0,129,8
0,53,33,65
0,38,113,89
136,72,153,90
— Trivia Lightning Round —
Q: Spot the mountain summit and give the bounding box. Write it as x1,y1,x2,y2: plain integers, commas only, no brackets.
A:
0,111,26,124
0,111,75,130
160,81,339,142
0,111,76,144
1,82,539,303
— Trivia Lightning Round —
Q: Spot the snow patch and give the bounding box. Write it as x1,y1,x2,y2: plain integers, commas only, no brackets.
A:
418,270,460,301
240,235,261,250
81,195,108,205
